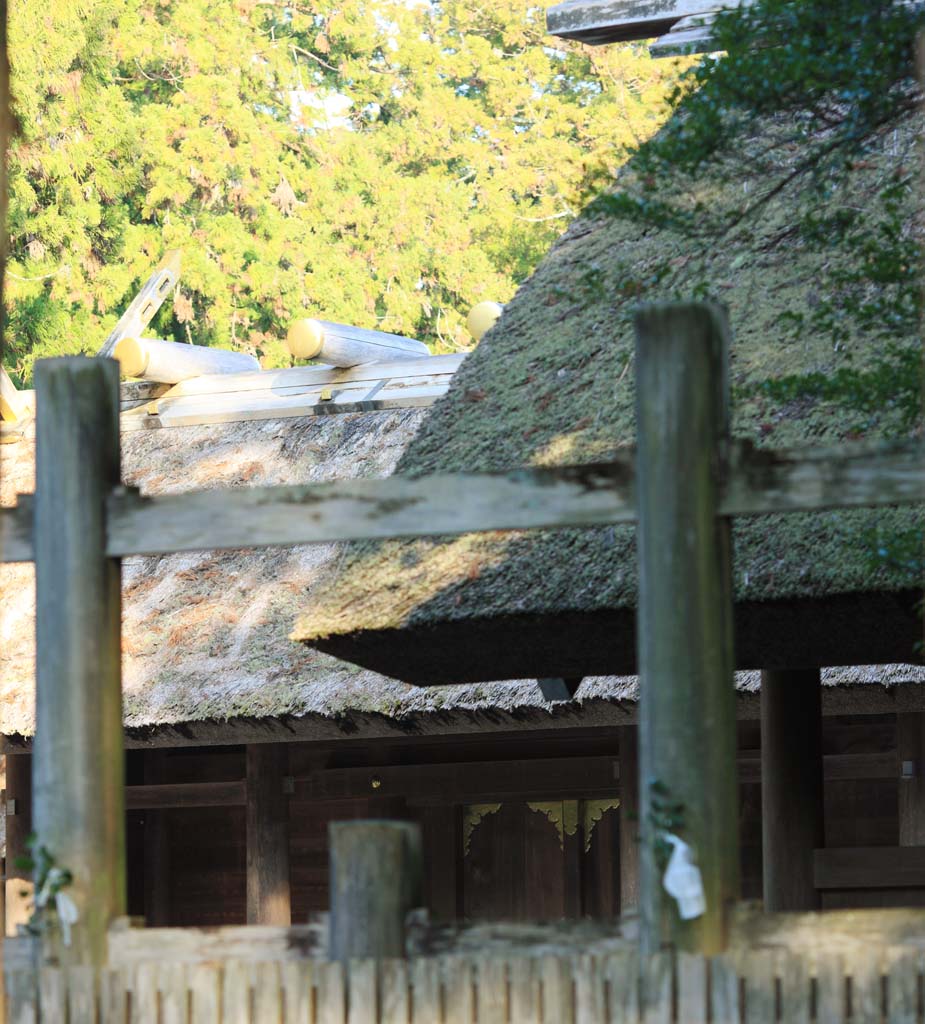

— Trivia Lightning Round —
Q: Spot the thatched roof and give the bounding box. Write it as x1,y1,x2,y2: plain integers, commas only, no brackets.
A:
295,116,924,684
3,390,922,744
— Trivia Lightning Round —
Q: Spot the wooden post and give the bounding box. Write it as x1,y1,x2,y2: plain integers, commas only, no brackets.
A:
634,302,738,955
618,725,639,915
33,357,125,965
760,669,824,911
246,745,291,926
328,820,422,961
4,754,32,937
898,713,925,845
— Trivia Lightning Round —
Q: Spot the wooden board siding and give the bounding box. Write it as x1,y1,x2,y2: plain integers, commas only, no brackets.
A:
93,717,925,933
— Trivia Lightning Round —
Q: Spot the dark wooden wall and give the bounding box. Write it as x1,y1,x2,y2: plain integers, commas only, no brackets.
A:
67,714,925,927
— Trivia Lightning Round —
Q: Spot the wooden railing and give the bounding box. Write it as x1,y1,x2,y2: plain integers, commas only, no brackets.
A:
7,946,925,1022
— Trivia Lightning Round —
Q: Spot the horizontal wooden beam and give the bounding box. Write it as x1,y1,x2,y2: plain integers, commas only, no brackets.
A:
545,0,732,45
124,780,245,810
814,846,925,890
4,439,920,563
10,439,922,561
297,755,621,805
103,462,635,557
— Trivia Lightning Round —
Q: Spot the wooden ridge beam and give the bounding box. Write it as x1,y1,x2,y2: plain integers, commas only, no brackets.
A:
2,439,922,563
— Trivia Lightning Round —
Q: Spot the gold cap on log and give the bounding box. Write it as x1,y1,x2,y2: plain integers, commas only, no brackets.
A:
467,301,503,341
112,337,149,378
286,319,326,360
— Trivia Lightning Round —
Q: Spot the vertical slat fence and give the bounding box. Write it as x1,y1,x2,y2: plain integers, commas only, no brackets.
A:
7,948,925,1022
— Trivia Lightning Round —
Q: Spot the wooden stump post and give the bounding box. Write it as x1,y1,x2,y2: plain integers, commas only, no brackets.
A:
634,302,738,955
761,669,824,911
618,725,639,914
328,820,423,961
33,357,125,965
246,744,291,926
4,753,32,937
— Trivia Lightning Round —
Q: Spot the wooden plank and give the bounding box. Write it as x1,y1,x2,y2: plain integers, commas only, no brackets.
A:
221,961,251,1024
476,958,507,1024
149,353,464,401
778,951,810,1024
105,461,634,558
6,970,38,1024
188,965,221,1024
884,948,918,1024
129,779,246,810
850,949,883,1024
36,969,65,1024
640,952,671,1024
252,962,283,1024
108,925,323,967
710,955,740,1024
605,950,639,1024
379,960,409,1024
247,746,291,926
575,955,605,1024
0,502,33,564
540,957,574,1024
98,250,182,358
724,438,925,516
635,302,738,955
815,954,847,1024
66,967,98,1022
301,756,620,805
6,436,924,566
761,669,823,911
814,847,925,889
131,964,159,1024
741,949,776,1024
346,960,375,1024
675,954,707,1024
159,963,189,1024
441,956,473,1024
100,967,130,1024
316,962,345,1024
142,382,453,430
510,958,540,1024
410,958,440,1023
33,357,125,965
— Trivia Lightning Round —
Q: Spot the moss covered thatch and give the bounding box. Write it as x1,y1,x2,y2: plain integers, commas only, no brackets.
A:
296,114,923,684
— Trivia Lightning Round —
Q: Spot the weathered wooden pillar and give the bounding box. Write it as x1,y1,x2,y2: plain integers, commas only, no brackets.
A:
634,302,738,955
898,713,925,845
33,357,125,965
760,669,824,911
246,744,291,926
328,820,422,961
4,753,32,937
618,725,639,914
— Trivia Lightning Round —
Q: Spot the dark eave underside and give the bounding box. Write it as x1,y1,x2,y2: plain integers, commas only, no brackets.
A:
314,590,923,685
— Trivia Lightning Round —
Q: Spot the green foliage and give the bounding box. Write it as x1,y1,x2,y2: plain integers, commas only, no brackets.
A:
14,835,75,941
5,0,684,382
